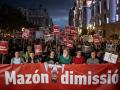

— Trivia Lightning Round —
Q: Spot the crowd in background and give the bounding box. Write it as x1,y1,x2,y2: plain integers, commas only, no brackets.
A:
0,37,120,64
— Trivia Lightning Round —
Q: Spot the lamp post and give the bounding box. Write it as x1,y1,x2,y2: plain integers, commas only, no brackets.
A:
87,24,95,35
79,0,97,35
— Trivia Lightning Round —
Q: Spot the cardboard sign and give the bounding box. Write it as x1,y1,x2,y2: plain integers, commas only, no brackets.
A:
22,28,30,39
0,41,9,54
35,31,44,39
53,25,60,34
93,35,101,44
34,45,42,55
104,52,118,64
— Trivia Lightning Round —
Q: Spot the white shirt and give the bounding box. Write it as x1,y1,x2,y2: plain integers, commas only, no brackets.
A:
11,57,21,64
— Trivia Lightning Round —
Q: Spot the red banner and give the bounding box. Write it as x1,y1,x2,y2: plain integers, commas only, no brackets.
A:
0,63,120,90
0,41,9,54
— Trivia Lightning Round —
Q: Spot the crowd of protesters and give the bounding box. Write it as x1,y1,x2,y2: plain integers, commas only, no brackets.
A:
0,36,120,64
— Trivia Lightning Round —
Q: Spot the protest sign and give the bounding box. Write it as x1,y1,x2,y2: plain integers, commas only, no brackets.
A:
34,45,42,55
104,52,118,64
0,41,9,54
35,31,44,39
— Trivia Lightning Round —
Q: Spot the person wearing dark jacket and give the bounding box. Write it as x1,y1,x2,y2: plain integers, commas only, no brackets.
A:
28,52,39,63
45,50,58,64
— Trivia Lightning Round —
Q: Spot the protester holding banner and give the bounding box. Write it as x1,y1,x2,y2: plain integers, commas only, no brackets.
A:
11,51,24,64
82,42,91,59
59,49,72,64
45,50,58,64
23,46,33,62
73,49,85,64
28,52,40,63
86,51,100,64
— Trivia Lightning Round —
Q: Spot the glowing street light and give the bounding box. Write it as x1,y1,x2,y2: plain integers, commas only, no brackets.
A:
22,27,25,32
89,24,92,28
86,0,92,7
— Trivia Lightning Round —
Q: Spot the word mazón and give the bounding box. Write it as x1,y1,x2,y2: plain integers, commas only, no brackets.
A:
5,69,48,85
5,69,119,85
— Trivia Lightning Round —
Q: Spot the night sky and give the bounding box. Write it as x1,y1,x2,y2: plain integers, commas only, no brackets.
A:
0,0,74,27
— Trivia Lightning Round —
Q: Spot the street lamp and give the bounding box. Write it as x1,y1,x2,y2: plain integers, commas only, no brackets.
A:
22,27,25,32
89,24,92,28
87,24,95,35
86,0,92,7
93,26,95,30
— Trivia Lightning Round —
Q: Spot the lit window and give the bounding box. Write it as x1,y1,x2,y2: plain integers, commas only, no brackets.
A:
99,1,101,14
94,22,95,26
107,0,109,10
107,17,109,23
117,7,119,10
116,14,119,21
86,1,92,7
117,0,119,4
99,19,101,25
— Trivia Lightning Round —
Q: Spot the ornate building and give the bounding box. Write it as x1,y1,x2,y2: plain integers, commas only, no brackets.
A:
18,6,53,28
69,0,120,38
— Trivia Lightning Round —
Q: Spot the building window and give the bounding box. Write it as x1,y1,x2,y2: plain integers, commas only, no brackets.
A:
107,17,109,23
117,7,119,10
104,1,107,10
92,8,94,16
97,4,100,13
116,14,119,21
99,19,101,25
94,22,95,26
99,1,101,14
117,0,119,4
104,14,106,23
107,0,109,10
